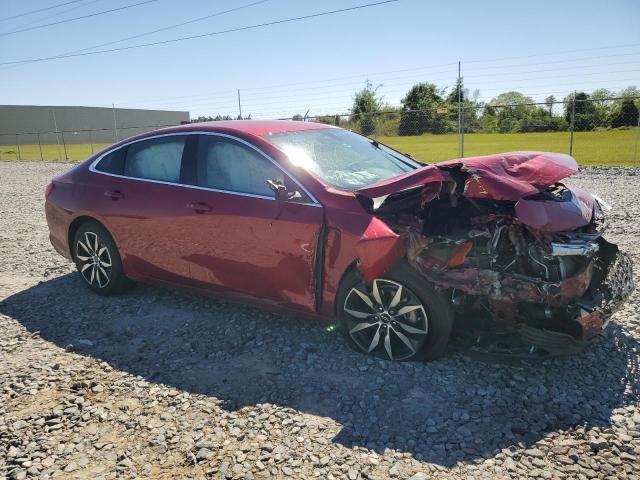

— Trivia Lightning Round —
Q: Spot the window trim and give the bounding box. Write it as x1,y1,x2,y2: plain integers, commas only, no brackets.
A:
88,131,321,206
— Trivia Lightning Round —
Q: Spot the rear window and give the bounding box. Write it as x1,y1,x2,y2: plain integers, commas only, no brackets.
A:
95,149,125,175
124,136,186,183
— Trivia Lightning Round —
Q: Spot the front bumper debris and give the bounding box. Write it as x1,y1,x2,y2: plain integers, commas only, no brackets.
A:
423,239,634,358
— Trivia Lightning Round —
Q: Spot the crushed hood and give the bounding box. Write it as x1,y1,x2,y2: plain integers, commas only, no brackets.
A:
356,151,592,233
356,151,579,205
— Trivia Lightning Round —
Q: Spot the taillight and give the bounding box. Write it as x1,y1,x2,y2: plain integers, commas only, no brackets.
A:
45,182,55,199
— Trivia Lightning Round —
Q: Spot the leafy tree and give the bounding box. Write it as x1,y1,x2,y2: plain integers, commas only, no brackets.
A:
615,86,640,112
444,78,480,132
564,92,598,131
490,91,534,106
484,92,532,132
609,99,639,127
544,95,556,118
446,77,467,104
351,80,383,136
314,114,343,126
190,115,233,123
398,82,447,135
479,92,565,133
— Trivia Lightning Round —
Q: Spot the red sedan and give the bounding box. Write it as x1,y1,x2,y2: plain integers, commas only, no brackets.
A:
45,121,634,361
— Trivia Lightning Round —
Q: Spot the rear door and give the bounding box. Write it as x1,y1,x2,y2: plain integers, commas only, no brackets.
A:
181,134,324,312
91,134,198,283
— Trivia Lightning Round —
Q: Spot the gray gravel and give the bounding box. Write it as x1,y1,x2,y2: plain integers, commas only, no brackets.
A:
1,161,639,480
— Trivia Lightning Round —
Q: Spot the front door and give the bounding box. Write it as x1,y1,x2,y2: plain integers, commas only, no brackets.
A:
181,134,324,312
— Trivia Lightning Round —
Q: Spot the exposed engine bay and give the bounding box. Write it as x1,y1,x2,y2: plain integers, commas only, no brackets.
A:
355,152,635,358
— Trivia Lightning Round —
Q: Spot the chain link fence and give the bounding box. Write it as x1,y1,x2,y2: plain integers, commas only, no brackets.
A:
0,123,180,162
1,97,639,165
307,96,640,166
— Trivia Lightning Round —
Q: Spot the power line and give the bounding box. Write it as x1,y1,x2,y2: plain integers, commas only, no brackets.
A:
0,0,160,37
52,0,270,56
10,0,105,32
109,51,640,107
0,0,401,64
1,0,270,71
125,60,639,109
464,42,640,64
0,0,86,23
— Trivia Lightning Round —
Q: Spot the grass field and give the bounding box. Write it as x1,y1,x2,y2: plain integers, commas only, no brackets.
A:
1,129,638,166
380,129,640,166
0,142,111,162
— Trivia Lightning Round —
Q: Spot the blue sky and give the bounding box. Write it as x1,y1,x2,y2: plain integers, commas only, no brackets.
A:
1,0,639,118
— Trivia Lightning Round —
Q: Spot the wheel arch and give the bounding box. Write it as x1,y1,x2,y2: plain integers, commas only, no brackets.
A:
67,216,115,258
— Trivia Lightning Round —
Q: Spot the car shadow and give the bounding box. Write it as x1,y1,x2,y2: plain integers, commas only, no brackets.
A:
2,273,639,467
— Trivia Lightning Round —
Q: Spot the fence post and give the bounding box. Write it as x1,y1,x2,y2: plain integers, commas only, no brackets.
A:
457,61,463,158
16,134,21,161
569,92,576,156
634,112,640,165
89,130,94,154
62,131,68,161
37,131,43,161
461,104,465,158
112,104,119,142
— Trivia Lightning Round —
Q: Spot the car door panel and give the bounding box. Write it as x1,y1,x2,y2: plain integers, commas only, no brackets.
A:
183,191,323,311
183,134,324,312
86,134,199,284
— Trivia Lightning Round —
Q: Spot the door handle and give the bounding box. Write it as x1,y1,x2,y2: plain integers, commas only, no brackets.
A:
187,201,211,213
104,190,124,200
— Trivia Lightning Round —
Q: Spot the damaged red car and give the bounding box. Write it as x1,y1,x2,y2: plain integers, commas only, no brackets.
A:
45,121,634,361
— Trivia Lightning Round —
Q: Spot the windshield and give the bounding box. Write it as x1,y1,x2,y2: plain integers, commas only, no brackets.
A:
264,128,419,191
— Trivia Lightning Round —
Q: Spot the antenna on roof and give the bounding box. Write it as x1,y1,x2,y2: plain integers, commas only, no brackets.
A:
303,109,310,122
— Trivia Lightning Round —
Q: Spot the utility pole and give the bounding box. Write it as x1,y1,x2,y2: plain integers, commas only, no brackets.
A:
458,61,464,158
237,89,242,119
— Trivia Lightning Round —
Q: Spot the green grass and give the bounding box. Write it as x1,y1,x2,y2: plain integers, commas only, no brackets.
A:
378,129,640,166
0,143,111,162
2,129,639,165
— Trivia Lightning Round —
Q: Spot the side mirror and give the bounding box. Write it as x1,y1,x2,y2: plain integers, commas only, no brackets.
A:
266,179,302,202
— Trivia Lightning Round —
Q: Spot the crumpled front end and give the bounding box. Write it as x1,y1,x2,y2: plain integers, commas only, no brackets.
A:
355,152,635,356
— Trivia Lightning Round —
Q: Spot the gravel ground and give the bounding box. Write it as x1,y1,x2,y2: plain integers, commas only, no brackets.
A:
1,161,639,480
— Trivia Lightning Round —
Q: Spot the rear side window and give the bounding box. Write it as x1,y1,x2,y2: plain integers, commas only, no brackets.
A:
95,148,125,175
196,136,284,197
124,136,186,183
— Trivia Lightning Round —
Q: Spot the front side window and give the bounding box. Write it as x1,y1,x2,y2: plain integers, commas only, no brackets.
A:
196,136,284,197
124,136,186,183
264,128,418,191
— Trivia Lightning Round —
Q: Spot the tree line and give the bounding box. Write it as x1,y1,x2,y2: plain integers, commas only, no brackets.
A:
313,81,640,136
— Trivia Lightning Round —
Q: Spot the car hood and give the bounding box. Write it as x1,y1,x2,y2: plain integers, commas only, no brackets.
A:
356,151,578,203
356,151,593,233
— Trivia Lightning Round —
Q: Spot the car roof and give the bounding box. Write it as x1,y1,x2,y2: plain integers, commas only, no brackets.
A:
157,120,333,137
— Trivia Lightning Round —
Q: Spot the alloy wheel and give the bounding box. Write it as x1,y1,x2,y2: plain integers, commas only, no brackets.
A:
343,279,429,360
76,231,112,289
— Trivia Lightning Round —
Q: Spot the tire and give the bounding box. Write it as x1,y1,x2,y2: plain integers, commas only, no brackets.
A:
337,261,453,361
72,220,129,296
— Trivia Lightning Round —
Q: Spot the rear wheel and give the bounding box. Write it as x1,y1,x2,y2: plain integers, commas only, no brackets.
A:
337,262,453,361
73,221,129,295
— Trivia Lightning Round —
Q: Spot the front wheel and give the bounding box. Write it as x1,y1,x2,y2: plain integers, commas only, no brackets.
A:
73,221,129,296
337,262,453,361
